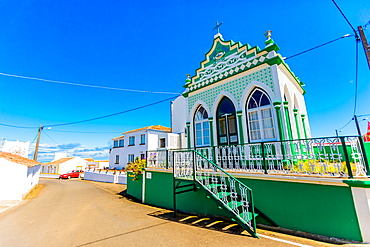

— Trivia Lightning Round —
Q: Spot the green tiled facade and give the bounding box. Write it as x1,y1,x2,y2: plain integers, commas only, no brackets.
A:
188,67,273,114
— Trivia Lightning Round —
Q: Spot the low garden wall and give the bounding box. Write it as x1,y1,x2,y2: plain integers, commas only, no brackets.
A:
84,170,127,184
127,169,370,243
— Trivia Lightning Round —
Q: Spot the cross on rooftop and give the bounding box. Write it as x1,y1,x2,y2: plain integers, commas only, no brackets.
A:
213,21,223,34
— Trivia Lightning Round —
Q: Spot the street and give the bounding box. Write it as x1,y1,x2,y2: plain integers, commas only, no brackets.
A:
0,178,333,247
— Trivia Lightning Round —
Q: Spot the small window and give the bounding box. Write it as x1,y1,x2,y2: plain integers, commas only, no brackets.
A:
140,153,145,160
129,136,135,146
128,154,135,163
119,139,124,147
115,155,119,164
160,138,166,148
113,140,118,148
140,134,146,144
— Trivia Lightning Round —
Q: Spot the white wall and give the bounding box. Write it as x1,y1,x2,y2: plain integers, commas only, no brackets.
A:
84,170,127,184
0,158,40,201
171,96,187,133
58,157,87,174
109,147,125,169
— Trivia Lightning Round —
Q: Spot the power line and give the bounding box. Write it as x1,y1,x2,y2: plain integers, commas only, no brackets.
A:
284,34,352,60
0,72,180,95
45,95,179,127
47,130,122,134
337,118,353,131
0,95,179,129
331,0,359,39
0,123,39,129
42,131,59,145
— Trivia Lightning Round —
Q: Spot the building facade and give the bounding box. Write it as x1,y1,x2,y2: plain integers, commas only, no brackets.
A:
109,125,179,169
172,32,311,148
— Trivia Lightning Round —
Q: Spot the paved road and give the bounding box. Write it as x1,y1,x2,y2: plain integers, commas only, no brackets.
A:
0,178,332,247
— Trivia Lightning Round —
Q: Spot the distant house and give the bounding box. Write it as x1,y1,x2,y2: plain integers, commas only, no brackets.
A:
41,157,88,174
0,152,41,201
109,125,180,169
86,159,109,169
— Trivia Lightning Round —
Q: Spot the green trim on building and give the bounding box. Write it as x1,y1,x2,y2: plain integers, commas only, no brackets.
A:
273,102,285,141
301,114,308,139
186,122,191,149
293,109,301,139
283,101,293,140
343,179,370,188
208,117,214,147
237,111,244,144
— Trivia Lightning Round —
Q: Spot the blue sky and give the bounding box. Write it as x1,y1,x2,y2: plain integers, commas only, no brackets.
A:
0,0,369,162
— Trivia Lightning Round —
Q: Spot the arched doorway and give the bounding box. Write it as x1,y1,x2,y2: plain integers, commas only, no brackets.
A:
216,97,238,145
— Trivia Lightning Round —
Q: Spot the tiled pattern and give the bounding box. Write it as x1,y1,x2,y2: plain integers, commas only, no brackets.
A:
188,67,274,114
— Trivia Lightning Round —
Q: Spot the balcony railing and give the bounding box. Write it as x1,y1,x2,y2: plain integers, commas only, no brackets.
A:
147,136,370,179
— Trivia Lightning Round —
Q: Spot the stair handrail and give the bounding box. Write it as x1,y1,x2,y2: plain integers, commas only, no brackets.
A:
193,150,258,237
193,150,254,191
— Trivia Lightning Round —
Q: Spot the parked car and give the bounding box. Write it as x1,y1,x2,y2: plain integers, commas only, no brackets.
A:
59,170,84,179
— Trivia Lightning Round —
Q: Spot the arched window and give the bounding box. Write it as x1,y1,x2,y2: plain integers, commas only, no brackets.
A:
216,97,238,145
247,89,276,142
194,106,210,147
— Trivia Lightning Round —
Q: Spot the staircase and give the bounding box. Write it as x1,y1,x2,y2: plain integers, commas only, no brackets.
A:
173,150,268,238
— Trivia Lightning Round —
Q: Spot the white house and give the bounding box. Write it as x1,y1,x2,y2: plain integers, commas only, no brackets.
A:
0,152,41,201
0,139,30,158
86,160,109,169
41,157,88,174
109,125,180,169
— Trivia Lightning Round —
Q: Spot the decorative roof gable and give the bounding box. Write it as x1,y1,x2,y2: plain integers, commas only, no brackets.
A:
183,32,304,96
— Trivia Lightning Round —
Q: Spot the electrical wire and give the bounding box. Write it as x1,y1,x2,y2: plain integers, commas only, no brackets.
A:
42,131,58,145
0,72,180,95
0,95,179,129
331,0,359,39
0,123,39,129
44,95,179,127
47,129,122,134
337,118,353,131
284,34,352,60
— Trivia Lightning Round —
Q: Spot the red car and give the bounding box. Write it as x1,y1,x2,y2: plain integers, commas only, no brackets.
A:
59,170,84,179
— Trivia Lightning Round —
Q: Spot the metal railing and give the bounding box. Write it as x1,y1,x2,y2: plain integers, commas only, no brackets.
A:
147,136,370,179
173,149,258,237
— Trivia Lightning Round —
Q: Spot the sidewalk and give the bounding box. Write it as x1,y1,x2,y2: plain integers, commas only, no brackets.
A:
0,201,21,214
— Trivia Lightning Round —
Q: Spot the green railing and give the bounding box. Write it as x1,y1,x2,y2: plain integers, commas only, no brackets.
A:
173,149,259,238
147,136,370,179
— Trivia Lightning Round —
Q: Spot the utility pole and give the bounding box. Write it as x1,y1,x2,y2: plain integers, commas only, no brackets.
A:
33,125,43,161
358,25,370,69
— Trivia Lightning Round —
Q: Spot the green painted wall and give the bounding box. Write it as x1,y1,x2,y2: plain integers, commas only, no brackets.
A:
237,177,361,241
126,172,143,201
127,170,362,242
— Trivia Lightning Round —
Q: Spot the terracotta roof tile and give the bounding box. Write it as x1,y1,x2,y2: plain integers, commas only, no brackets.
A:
0,152,40,167
122,125,171,135
111,135,124,140
43,157,74,165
